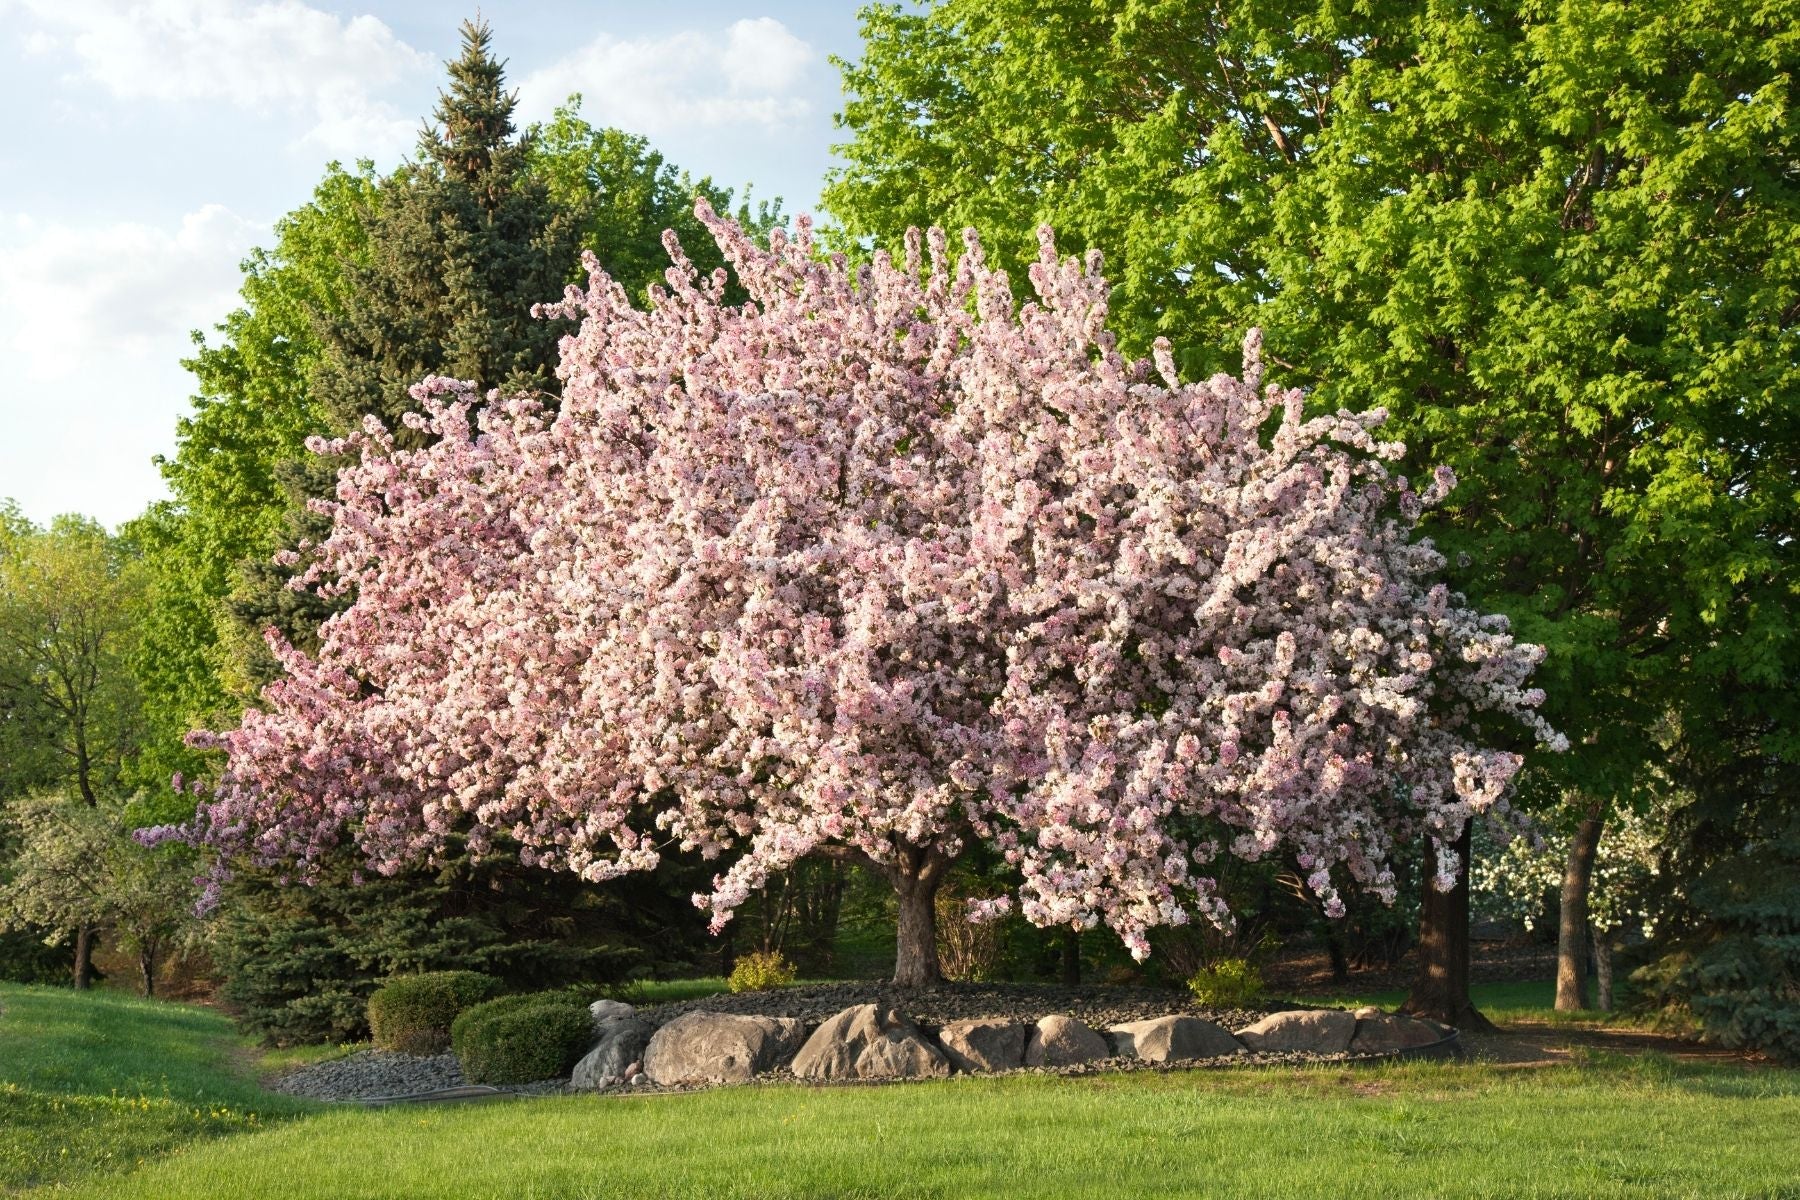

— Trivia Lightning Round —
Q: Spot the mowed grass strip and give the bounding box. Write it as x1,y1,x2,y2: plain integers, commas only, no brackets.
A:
0,983,318,1194
64,1057,1800,1200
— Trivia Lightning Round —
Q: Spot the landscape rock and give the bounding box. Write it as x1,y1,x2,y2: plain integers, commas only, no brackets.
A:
589,999,636,1031
1108,1015,1243,1062
642,1012,806,1085
791,1005,950,1080
1348,1012,1452,1056
937,1019,1028,1073
1025,1015,1111,1067
1233,1009,1356,1054
571,1017,652,1090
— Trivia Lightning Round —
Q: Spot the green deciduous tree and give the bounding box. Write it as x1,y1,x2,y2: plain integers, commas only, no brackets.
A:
0,792,198,997
131,163,379,794
827,0,1799,1023
0,513,150,986
0,515,144,809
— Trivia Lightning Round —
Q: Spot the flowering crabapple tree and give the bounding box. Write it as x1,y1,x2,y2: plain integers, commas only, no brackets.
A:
148,200,1563,986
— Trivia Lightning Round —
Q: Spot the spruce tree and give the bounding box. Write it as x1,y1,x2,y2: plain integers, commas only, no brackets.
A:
234,19,585,659
316,17,583,441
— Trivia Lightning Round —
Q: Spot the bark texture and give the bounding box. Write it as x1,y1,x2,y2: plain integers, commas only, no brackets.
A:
1593,927,1614,1012
73,925,94,991
1400,824,1494,1030
892,873,944,986
1556,807,1606,1011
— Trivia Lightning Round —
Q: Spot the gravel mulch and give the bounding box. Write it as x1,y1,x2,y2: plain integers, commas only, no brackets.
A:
266,1049,564,1102
638,980,1277,1034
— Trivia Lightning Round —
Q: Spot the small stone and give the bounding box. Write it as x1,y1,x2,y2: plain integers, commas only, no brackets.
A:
937,1019,1027,1073
629,1073,648,1086
623,1061,642,1078
1234,1009,1357,1054
792,1005,949,1081
1024,1015,1110,1067
1108,1015,1243,1062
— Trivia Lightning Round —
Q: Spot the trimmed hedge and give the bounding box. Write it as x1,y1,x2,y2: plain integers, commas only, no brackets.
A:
451,992,596,1084
367,970,503,1055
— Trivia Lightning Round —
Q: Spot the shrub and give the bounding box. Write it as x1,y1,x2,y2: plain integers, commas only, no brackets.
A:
1187,958,1265,1008
727,950,797,993
367,970,501,1055
450,992,595,1084
935,891,1006,983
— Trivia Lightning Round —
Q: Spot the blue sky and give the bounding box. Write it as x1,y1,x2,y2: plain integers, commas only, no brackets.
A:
0,1,869,528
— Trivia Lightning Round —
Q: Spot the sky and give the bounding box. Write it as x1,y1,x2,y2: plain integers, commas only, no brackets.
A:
0,0,868,529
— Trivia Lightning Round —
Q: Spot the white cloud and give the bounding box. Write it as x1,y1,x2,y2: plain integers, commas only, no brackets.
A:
7,0,430,158
0,204,267,527
0,203,262,384
517,17,817,136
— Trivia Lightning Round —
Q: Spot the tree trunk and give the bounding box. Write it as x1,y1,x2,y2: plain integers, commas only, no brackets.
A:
73,924,94,991
1400,824,1494,1030
140,943,158,999
1060,929,1081,986
1555,807,1605,1012
1324,923,1350,983
892,872,944,987
1592,925,1614,1012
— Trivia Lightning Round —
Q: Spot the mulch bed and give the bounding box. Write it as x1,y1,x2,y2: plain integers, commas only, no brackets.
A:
638,980,1274,1034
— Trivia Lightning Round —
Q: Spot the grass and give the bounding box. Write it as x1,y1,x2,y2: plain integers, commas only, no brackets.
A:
1279,980,1672,1029
0,983,319,1195
7,979,1797,1199
605,977,732,1006
60,1058,1800,1200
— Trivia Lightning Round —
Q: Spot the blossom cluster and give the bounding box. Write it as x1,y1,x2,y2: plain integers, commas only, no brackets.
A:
147,202,1563,957
1473,803,1668,939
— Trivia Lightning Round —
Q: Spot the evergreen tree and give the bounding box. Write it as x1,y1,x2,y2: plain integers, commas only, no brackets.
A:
311,19,583,443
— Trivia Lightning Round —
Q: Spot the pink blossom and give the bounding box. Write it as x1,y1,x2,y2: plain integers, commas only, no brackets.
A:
160,201,1561,956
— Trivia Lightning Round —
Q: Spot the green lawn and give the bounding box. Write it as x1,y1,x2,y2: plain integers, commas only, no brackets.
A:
1283,980,1684,1031
0,983,319,1195
5,982,1796,1200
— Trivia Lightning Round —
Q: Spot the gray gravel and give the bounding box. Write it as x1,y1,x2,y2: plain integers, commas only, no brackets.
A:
640,981,1277,1035
267,1049,565,1102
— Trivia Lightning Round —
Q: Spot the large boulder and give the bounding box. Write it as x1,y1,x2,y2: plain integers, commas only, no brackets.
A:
791,1005,950,1081
1233,1009,1356,1054
1108,1015,1243,1063
571,1017,652,1090
938,1020,1028,1073
642,1013,806,1085
1348,1012,1452,1056
1024,1015,1111,1067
